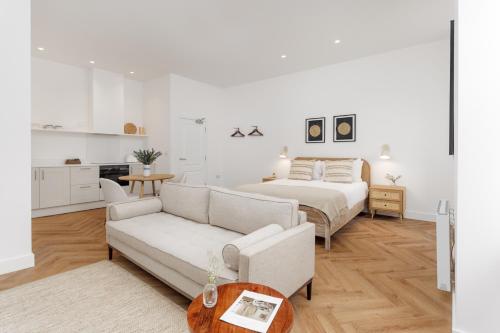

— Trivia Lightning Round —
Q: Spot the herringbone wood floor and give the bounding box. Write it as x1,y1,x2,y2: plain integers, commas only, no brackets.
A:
0,209,451,332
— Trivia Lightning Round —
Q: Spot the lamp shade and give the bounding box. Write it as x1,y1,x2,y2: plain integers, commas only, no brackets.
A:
380,144,391,160
279,146,288,159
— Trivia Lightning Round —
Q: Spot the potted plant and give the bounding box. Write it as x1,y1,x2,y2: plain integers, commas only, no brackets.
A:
133,148,162,176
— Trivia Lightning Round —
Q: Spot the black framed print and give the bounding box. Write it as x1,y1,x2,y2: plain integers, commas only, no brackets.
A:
305,117,325,143
333,114,356,142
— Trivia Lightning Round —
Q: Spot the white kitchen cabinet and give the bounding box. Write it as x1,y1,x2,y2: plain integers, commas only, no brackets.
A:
39,167,70,208
31,168,40,209
129,164,155,195
71,184,100,204
70,166,99,185
90,68,124,134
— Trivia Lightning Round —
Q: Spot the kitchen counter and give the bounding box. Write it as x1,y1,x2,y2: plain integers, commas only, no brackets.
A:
31,162,142,168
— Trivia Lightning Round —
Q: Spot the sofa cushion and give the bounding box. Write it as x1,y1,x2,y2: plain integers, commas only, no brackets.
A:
108,197,162,221
106,212,240,285
222,224,284,271
209,187,299,234
160,183,210,224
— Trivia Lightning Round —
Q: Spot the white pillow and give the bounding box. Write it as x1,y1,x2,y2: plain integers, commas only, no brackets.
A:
312,161,323,180
352,158,364,183
222,224,284,271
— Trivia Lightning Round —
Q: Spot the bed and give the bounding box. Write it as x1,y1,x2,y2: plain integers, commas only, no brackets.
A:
236,157,370,250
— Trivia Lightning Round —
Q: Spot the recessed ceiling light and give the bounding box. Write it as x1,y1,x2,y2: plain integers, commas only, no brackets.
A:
129,71,135,75
334,39,341,44
37,47,45,51
89,60,95,64
281,54,287,59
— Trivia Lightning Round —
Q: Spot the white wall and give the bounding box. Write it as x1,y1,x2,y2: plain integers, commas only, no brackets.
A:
143,76,170,172
219,41,453,220
0,0,34,274
31,58,146,164
143,41,453,221
168,74,225,185
454,1,500,332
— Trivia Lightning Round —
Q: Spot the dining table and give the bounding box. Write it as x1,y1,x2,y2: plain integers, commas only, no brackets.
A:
118,173,175,198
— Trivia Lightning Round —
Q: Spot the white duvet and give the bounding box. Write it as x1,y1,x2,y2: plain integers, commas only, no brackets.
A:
263,179,368,209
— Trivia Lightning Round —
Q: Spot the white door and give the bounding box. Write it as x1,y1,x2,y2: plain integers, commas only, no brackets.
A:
39,167,70,208
178,118,207,185
31,168,40,209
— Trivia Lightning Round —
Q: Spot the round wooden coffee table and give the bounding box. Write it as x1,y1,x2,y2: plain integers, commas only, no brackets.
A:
187,283,294,333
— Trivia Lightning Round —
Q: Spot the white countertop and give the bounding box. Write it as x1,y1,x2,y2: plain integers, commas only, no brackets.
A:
31,161,142,168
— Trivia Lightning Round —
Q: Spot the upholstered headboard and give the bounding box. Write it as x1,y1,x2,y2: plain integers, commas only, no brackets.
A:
295,157,371,186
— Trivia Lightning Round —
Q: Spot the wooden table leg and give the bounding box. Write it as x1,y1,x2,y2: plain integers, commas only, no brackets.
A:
152,181,156,196
140,181,145,198
130,180,136,193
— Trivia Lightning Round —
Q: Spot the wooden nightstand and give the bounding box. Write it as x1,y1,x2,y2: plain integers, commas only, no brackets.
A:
369,185,406,221
262,176,277,182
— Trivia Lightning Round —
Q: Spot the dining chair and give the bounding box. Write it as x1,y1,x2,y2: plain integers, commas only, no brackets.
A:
99,178,138,204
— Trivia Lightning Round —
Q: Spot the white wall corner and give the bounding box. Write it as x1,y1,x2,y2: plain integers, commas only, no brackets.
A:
0,253,34,275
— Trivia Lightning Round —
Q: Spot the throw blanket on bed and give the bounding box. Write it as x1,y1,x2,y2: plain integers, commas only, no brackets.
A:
235,183,349,224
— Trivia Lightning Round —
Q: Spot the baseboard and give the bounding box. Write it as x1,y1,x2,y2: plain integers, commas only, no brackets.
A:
372,210,435,222
405,210,435,222
0,253,34,275
32,201,106,218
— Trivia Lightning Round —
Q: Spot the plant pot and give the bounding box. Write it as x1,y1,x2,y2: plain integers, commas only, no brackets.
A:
143,164,151,177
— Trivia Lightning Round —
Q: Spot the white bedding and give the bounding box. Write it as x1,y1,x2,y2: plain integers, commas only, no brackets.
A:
264,179,368,209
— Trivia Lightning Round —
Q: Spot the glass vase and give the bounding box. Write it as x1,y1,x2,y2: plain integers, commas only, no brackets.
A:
202,282,218,308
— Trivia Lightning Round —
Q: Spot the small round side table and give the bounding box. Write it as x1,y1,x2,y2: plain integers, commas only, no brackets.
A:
187,282,294,333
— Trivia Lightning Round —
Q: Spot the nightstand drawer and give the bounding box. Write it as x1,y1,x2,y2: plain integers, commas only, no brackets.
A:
371,200,401,211
370,190,401,201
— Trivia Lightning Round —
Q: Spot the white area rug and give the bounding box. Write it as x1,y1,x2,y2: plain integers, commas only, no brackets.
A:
0,261,188,333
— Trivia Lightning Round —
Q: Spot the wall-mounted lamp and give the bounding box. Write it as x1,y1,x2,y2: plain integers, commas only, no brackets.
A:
280,146,288,159
380,144,391,160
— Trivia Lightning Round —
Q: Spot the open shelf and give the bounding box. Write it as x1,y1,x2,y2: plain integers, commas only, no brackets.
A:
32,127,148,137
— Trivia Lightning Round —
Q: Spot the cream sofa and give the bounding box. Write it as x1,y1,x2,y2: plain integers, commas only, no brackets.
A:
106,183,315,300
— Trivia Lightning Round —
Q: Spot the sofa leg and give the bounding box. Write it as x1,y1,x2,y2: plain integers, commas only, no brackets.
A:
306,280,312,300
108,246,113,261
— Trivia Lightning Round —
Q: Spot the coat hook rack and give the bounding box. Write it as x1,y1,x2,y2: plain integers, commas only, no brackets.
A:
248,126,264,136
230,128,245,137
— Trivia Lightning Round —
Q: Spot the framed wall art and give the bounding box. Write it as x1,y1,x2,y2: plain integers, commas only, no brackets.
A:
305,117,325,143
333,114,356,142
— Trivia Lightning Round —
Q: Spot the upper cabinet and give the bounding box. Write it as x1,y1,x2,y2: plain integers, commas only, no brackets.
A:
31,59,145,136
31,58,90,131
90,69,124,134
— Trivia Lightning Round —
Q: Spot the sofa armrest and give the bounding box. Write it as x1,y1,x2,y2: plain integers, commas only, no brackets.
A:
107,197,162,221
238,222,315,297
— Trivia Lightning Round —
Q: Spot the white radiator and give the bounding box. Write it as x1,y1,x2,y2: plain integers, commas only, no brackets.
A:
436,199,455,292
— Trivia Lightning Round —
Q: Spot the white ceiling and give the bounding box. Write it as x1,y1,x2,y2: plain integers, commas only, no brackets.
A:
32,0,453,86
